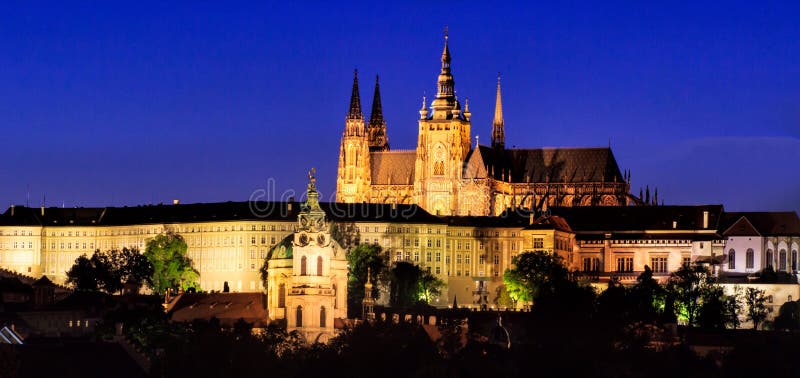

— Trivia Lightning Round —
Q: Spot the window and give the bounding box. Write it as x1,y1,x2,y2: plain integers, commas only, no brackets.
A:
793,250,798,271
296,306,303,327
414,239,419,247
317,256,323,276
683,257,691,267
456,254,462,264
278,284,286,307
426,252,432,262
766,249,774,268
779,249,787,271
616,257,633,272
435,252,441,262
746,249,755,269
395,251,402,261
300,256,307,275
728,249,735,270
465,255,471,264
251,236,256,245
651,257,668,273
479,255,485,265
533,238,544,249
414,251,420,262
436,240,441,248
427,239,432,248
582,257,600,272
320,306,326,328
445,254,450,264
493,254,499,265
435,266,441,274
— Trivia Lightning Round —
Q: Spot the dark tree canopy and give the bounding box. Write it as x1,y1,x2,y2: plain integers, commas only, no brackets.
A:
65,247,153,293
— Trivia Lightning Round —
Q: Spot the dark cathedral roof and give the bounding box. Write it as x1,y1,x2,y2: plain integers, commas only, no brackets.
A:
465,145,624,183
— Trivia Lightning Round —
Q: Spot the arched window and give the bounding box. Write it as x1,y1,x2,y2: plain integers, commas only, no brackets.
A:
792,250,798,272
296,306,303,327
320,306,327,328
746,249,754,269
779,249,787,271
317,256,323,276
278,283,286,308
766,249,774,269
301,256,307,275
434,161,444,176
728,249,735,270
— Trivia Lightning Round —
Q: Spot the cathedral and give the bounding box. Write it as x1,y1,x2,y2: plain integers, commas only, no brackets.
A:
336,33,633,216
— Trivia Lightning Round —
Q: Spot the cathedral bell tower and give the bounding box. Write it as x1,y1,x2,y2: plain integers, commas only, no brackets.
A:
336,70,372,203
414,30,472,215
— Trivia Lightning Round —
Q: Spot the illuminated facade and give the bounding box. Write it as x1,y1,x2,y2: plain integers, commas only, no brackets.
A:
2,200,799,310
336,33,633,216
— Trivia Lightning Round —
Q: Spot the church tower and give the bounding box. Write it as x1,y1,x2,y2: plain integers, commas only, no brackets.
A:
491,74,505,149
336,70,372,203
367,75,389,152
414,30,472,215
269,169,348,343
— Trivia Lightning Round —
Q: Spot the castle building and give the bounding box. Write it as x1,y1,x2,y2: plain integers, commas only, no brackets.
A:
336,33,632,216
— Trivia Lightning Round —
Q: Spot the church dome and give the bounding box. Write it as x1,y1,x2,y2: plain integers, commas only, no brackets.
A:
269,235,294,260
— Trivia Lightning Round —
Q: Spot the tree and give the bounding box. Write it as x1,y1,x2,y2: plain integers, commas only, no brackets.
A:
666,264,709,327
144,232,198,294
66,254,99,291
390,262,421,307
417,269,445,304
502,251,570,305
629,266,666,322
493,285,517,309
743,287,768,330
346,244,388,317
65,248,154,294
774,301,800,330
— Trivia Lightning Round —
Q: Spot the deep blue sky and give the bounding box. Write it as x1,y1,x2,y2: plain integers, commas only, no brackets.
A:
1,1,798,213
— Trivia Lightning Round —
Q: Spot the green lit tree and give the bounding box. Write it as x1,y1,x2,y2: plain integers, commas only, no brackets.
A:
144,232,198,294
390,262,421,308
417,269,445,304
346,244,388,317
502,251,570,305
666,264,709,327
744,287,768,330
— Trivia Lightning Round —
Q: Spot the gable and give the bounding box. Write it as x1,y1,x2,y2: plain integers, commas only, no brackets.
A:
723,216,761,236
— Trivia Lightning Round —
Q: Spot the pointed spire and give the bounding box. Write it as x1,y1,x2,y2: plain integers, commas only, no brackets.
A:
492,73,505,149
369,75,384,127
368,75,389,151
645,185,651,205
654,187,659,206
347,69,363,120
432,27,455,110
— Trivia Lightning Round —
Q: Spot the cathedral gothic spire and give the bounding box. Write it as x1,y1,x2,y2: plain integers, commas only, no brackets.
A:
368,75,389,151
347,69,363,121
492,74,505,149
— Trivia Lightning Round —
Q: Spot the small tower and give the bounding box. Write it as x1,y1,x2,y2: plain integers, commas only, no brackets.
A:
362,267,375,321
336,70,372,203
270,168,349,343
491,74,505,149
368,75,389,152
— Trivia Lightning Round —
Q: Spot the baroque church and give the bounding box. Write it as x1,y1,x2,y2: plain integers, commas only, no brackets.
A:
336,33,634,216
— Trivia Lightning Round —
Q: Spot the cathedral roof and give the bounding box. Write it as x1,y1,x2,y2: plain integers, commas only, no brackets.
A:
370,150,416,185
465,146,624,184
546,205,724,233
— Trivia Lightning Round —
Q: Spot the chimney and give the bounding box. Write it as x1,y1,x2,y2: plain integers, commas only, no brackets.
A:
703,211,709,229
41,206,45,216
10,205,14,216
173,199,180,205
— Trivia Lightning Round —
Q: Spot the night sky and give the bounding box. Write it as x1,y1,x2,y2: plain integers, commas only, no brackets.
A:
1,2,798,213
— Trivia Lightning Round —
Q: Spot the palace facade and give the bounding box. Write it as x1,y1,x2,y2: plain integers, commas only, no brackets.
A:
2,193,797,313
336,34,633,216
